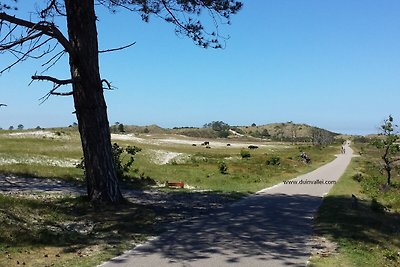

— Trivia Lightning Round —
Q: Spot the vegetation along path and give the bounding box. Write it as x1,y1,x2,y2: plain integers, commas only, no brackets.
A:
100,142,354,267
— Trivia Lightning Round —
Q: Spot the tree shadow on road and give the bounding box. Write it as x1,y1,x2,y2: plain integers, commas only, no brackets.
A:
109,193,324,266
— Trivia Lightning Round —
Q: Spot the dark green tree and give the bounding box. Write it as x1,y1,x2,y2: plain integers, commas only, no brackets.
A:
204,121,230,131
261,128,270,139
0,0,242,204
117,123,125,133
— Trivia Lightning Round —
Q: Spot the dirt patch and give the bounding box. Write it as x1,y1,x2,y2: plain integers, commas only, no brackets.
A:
309,235,338,258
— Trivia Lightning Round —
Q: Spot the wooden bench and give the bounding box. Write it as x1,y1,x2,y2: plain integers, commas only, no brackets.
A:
165,181,184,188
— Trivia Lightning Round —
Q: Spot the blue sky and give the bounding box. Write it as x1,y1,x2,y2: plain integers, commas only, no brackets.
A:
1,0,400,135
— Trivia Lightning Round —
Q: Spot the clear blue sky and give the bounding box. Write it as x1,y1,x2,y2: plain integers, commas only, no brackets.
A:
1,0,400,135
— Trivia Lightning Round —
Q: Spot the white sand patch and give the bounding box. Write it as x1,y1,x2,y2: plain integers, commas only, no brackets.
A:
7,130,68,139
111,134,157,144
0,155,79,168
111,133,289,149
148,150,188,165
229,129,244,137
224,156,241,161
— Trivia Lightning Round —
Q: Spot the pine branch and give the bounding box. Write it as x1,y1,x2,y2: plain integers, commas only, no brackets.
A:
0,12,73,56
99,41,136,53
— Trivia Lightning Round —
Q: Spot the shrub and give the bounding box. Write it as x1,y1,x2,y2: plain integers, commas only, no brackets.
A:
219,162,228,174
352,173,364,182
112,143,141,178
217,130,230,138
240,150,251,159
77,143,141,180
266,156,280,166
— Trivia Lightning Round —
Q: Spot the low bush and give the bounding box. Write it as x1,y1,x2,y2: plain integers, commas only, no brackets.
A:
77,143,141,180
266,156,280,166
219,162,228,174
240,150,251,159
352,173,364,182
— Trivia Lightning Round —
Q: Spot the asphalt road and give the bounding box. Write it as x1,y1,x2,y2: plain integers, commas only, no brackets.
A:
100,143,354,267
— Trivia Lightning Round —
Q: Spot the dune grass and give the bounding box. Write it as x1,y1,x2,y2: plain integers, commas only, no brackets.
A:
0,129,340,192
310,142,400,267
129,142,339,192
0,129,342,266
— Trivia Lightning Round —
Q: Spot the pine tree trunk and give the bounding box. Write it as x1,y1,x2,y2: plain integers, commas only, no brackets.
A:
64,0,123,203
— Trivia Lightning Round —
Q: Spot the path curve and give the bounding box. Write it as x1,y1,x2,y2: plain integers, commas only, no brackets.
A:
100,142,354,267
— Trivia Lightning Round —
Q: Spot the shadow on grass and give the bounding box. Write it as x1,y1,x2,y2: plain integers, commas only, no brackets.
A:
0,173,85,194
0,195,155,253
0,170,84,184
315,195,400,248
0,183,248,259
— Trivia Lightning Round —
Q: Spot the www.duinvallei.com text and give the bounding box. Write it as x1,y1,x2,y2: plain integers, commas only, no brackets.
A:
283,179,336,185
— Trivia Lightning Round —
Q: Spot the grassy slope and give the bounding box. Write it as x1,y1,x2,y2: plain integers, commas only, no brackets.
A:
310,142,400,267
125,141,339,193
0,129,341,266
0,131,84,181
0,129,340,193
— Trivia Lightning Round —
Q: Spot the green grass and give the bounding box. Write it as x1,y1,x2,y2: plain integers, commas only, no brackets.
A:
0,129,343,266
0,132,84,182
1,129,340,192
310,142,400,267
130,143,339,192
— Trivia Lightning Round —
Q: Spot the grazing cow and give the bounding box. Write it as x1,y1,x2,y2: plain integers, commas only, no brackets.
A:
248,145,258,149
227,144,231,147
206,146,211,149
192,144,197,146
202,141,210,146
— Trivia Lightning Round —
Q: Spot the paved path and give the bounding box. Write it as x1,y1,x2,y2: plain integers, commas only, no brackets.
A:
100,143,354,267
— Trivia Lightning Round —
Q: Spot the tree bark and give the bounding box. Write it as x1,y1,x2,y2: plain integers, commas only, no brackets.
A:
64,0,123,203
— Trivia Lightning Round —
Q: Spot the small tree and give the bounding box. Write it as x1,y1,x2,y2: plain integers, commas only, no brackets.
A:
219,162,228,174
117,123,125,133
375,115,400,185
17,124,24,130
77,143,141,180
261,129,270,139
8,125,13,130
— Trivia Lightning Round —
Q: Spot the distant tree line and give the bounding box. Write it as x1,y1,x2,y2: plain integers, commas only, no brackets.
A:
6,124,24,130
203,121,231,138
111,122,125,133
